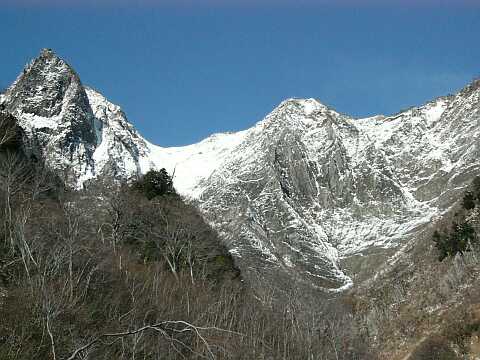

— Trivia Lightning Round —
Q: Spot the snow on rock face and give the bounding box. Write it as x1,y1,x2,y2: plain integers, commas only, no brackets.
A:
2,49,97,181
4,50,480,295
2,50,152,184
158,93,479,294
85,87,153,180
2,50,250,192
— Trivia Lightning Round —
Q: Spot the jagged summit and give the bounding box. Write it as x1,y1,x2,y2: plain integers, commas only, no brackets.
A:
39,47,56,57
270,97,342,120
3,49,480,296
2,49,97,180
1,49,155,183
5,48,89,119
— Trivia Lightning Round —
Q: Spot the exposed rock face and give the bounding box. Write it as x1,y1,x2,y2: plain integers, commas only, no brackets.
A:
1,49,152,183
2,49,97,179
2,49,480,295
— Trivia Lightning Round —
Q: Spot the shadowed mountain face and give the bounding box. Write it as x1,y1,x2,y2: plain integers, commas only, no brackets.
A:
1,49,479,296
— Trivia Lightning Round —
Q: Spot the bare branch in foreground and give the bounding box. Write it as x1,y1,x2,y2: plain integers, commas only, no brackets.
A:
65,320,244,360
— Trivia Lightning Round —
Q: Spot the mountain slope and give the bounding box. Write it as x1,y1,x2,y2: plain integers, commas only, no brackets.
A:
184,92,480,293
2,49,479,295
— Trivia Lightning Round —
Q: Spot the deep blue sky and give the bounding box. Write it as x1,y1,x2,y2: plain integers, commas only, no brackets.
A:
1,1,479,146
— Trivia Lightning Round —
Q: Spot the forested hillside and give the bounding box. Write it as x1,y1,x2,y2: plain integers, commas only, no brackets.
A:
0,109,372,359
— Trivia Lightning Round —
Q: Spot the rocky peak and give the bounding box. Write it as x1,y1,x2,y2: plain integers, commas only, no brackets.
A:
460,78,480,97
1,50,98,182
262,98,344,128
0,50,156,184
5,49,89,120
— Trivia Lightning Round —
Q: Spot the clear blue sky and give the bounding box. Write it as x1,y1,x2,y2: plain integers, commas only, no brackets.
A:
1,1,479,146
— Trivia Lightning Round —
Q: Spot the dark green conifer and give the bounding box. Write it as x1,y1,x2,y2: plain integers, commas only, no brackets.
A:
134,168,174,199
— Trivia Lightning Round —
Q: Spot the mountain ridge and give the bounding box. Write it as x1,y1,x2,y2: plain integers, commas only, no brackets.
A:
2,49,479,296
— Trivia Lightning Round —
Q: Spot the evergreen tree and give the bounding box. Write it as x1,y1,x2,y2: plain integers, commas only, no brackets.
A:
433,223,477,261
134,168,175,199
462,191,476,210
473,177,480,200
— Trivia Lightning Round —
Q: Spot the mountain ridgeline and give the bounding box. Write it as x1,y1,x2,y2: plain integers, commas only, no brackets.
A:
0,49,480,359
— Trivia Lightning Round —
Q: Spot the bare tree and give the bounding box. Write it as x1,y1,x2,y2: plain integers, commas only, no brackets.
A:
65,320,243,360
0,112,18,148
0,152,31,251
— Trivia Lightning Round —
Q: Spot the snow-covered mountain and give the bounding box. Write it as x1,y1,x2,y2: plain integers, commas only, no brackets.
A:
2,49,479,294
